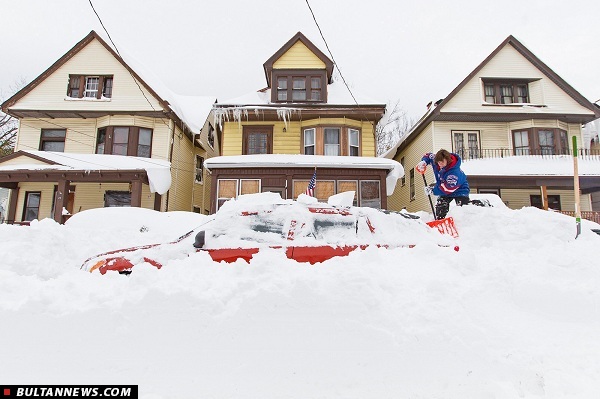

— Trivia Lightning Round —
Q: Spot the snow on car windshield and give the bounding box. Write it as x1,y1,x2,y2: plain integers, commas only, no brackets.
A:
204,192,454,249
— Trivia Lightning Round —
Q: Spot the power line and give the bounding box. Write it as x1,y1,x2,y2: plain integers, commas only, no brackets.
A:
304,0,376,133
304,0,361,108
87,0,174,134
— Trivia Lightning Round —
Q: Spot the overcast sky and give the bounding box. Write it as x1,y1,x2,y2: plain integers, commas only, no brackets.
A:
2,0,600,120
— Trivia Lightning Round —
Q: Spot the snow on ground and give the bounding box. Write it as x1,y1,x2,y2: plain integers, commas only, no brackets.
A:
1,194,600,398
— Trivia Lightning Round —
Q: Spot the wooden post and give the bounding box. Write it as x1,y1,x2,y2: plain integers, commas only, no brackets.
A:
540,185,548,210
573,136,582,238
53,179,70,223
131,179,142,207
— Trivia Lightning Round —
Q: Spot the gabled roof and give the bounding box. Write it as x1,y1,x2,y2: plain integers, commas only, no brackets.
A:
437,35,600,118
384,35,600,160
263,32,334,87
1,31,169,115
1,30,216,136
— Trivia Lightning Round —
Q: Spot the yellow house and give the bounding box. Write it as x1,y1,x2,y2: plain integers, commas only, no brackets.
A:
383,35,600,216
207,32,400,213
0,31,218,223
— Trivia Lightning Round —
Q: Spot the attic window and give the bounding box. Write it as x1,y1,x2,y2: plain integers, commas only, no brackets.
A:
271,70,326,103
67,75,113,99
482,79,530,104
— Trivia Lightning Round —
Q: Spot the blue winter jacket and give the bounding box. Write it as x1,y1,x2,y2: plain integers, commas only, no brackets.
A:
421,152,470,197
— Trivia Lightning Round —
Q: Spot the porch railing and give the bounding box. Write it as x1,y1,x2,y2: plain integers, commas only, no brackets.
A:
559,211,600,225
456,148,600,160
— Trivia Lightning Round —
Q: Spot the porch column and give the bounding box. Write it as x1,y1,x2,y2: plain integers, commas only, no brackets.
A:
53,179,70,223
540,185,548,210
153,193,162,211
8,187,19,223
131,179,142,207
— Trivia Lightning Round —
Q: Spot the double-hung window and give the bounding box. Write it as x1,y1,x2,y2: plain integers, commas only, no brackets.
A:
271,71,326,103
513,130,530,155
538,130,555,155
96,126,153,157
324,128,340,156
84,77,100,98
302,126,360,156
348,129,359,156
304,128,316,155
40,129,66,152
292,78,306,101
512,128,568,155
67,75,114,99
483,80,530,104
23,192,41,222
452,131,480,159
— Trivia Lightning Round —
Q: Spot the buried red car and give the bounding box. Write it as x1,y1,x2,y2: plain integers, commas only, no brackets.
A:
81,193,459,274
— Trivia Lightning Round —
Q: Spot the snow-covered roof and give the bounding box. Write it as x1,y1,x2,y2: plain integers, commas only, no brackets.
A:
205,154,403,196
114,44,216,134
218,79,383,107
462,155,600,176
0,151,172,194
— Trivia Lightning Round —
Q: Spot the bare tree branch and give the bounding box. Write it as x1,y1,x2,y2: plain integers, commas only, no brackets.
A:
0,78,27,158
375,100,415,156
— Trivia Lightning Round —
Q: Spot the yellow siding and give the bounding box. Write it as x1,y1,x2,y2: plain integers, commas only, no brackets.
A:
14,182,56,221
168,126,195,211
360,120,376,157
273,121,301,154
13,182,161,222
221,122,243,156
192,114,219,214
11,39,163,112
273,41,326,69
388,125,434,212
222,118,376,156
493,188,592,212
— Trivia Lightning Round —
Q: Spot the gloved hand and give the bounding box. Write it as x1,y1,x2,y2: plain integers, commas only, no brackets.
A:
415,161,427,174
424,185,434,196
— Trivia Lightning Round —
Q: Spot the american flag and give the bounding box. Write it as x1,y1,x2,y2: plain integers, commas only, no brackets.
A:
305,168,317,197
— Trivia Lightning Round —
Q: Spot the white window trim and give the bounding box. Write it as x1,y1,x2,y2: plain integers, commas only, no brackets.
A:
303,128,316,155
348,128,360,156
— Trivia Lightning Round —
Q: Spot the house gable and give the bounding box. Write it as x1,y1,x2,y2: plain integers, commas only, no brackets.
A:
442,42,596,116
263,32,334,88
434,36,600,121
272,41,327,70
0,151,58,167
3,33,164,117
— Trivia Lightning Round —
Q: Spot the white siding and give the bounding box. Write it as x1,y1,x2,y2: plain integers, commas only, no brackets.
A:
11,39,164,112
442,44,595,117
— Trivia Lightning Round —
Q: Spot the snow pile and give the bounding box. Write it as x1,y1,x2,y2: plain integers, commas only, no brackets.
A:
0,195,599,398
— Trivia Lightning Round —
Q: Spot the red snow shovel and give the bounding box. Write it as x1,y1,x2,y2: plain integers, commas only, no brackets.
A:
421,174,459,238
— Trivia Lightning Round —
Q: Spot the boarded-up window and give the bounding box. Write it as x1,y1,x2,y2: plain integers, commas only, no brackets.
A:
293,180,310,199
316,181,335,202
337,180,358,206
217,179,238,209
240,179,260,195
